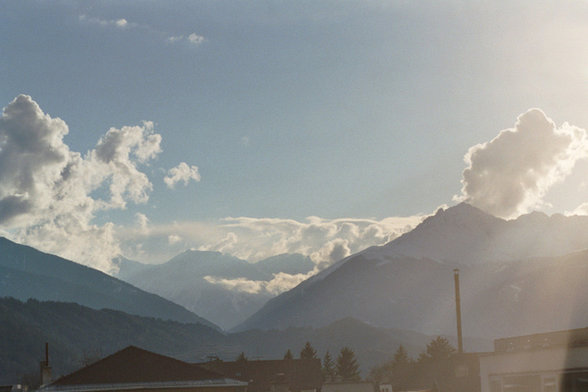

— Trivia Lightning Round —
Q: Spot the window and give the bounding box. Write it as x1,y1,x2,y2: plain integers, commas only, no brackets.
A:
490,379,502,392
543,376,556,392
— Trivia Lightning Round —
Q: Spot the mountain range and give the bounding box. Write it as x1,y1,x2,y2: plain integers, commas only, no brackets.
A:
5,201,588,384
234,203,588,339
116,251,314,330
0,237,217,329
1,297,472,384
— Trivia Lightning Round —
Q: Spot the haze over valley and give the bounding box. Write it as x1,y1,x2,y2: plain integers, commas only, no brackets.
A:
3,1,588,389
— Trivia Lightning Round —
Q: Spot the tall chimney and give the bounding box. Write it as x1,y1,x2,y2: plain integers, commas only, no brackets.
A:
454,269,464,354
40,342,52,386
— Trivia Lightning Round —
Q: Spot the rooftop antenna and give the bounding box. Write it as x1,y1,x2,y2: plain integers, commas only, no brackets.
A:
454,269,464,354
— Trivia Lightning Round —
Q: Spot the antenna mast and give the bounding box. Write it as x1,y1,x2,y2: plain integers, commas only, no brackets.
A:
454,268,464,354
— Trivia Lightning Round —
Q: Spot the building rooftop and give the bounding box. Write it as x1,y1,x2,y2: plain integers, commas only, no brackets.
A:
201,358,323,392
494,326,588,353
48,346,236,387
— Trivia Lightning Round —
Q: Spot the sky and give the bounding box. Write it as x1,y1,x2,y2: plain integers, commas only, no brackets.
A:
2,0,588,279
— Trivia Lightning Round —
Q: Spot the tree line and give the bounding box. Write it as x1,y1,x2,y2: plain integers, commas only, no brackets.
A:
236,341,361,382
368,336,458,391
234,336,459,389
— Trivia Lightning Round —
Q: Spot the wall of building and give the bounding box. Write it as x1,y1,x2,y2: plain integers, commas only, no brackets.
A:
480,346,588,392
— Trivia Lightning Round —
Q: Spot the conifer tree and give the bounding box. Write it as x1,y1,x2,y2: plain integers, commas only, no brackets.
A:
336,347,361,381
322,351,336,382
300,341,318,359
284,349,294,360
393,345,411,366
422,336,455,362
236,352,248,362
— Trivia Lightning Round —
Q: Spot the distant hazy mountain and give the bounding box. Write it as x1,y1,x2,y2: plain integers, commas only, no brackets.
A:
234,204,588,338
117,251,314,330
112,255,153,280
1,297,479,385
254,254,315,275
0,237,217,329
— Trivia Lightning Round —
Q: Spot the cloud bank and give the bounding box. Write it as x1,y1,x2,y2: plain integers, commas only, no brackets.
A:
458,109,588,219
204,272,311,296
0,95,163,272
118,214,424,294
199,216,422,265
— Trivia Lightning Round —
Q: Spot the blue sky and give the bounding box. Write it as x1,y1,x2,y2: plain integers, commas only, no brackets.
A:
2,1,588,274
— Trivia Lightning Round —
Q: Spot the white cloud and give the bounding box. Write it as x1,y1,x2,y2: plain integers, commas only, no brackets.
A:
124,215,422,266
0,94,421,287
117,213,425,293
202,215,423,263
203,276,266,295
168,234,182,245
167,35,184,43
567,202,588,216
79,14,134,29
164,162,201,188
0,95,164,273
457,109,588,219
187,33,205,45
167,33,206,46
135,213,149,233
92,121,162,208
204,271,312,296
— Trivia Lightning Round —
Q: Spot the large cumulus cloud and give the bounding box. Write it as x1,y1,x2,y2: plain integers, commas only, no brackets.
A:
458,109,588,219
0,95,164,272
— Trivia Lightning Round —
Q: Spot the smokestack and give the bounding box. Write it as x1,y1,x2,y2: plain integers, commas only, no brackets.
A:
40,342,52,386
454,269,464,354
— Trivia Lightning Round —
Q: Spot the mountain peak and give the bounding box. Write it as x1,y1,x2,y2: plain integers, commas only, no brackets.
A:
433,202,497,220
514,210,550,224
382,202,507,264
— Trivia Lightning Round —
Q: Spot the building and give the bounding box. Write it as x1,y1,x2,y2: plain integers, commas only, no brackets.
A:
40,346,247,392
322,381,374,392
378,383,392,392
201,358,323,392
480,327,588,392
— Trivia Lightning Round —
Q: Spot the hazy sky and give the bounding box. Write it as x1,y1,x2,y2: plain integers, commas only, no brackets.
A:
3,0,588,273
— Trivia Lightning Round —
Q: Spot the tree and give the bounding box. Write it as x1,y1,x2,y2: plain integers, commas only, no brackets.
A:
322,351,336,382
423,336,455,362
368,346,413,386
284,349,294,360
236,352,248,362
300,341,318,359
336,347,361,381
392,345,411,367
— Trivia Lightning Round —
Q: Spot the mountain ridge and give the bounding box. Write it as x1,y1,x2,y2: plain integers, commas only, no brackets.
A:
1,297,484,384
0,237,218,329
234,203,588,337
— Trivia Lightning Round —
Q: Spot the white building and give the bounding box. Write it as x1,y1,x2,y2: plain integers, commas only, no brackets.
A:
480,328,588,392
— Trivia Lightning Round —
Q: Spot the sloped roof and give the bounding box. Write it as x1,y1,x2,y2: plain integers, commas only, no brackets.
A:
201,359,322,392
50,346,227,386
